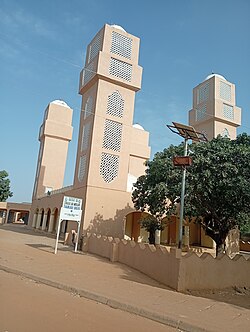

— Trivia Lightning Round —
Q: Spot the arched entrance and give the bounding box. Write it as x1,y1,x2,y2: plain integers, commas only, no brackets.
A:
45,209,51,230
160,215,177,245
124,211,149,242
40,209,44,228
53,208,59,232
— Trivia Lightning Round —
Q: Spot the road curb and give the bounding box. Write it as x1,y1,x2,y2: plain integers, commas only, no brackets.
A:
0,264,210,332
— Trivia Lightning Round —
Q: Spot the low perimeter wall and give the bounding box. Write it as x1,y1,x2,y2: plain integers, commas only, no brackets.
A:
82,233,250,292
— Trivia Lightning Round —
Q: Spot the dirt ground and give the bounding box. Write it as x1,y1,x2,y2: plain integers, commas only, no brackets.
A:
0,270,176,332
0,224,249,332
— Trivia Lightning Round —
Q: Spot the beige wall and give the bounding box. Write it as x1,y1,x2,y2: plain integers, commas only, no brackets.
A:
82,186,134,238
181,252,250,290
83,233,250,291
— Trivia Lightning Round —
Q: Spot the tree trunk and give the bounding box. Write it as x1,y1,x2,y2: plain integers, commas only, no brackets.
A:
204,227,227,257
148,231,155,245
215,242,225,256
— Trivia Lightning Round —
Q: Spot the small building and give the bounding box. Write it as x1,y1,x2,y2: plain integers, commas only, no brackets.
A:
0,202,31,224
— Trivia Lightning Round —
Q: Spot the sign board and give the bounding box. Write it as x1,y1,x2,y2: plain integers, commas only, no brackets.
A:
173,156,192,167
60,196,82,220
55,196,83,254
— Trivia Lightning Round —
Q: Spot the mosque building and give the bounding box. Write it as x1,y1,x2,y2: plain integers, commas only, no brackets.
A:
23,24,242,249
28,24,151,241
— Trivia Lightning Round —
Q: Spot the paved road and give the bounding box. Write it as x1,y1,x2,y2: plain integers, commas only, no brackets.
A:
0,224,249,332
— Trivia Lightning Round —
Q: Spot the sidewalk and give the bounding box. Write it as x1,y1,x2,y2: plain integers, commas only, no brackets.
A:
0,224,249,332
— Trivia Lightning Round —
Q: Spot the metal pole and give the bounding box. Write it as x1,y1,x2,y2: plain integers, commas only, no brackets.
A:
178,138,188,249
54,218,62,254
74,221,81,253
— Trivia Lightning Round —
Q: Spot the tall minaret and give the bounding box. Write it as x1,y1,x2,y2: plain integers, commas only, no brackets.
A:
32,100,73,199
71,24,150,236
189,74,241,140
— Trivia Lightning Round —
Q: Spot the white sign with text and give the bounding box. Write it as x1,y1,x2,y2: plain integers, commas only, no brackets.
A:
55,196,83,254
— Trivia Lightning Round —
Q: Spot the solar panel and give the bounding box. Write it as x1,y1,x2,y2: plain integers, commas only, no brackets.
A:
167,122,207,142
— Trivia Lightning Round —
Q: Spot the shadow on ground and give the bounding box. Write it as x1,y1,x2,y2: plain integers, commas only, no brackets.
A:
0,223,61,239
25,242,77,254
186,287,250,310
84,252,173,291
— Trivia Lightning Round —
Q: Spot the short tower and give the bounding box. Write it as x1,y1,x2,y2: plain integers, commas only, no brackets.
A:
32,100,73,199
189,74,241,140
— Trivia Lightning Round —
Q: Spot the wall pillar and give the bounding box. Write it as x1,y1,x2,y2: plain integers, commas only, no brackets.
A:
0,210,7,224
41,214,48,231
32,213,38,228
36,212,42,229
5,209,10,224
155,230,161,245
14,212,19,222
48,213,55,233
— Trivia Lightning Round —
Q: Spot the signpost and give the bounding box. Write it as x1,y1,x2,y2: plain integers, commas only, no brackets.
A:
54,196,82,254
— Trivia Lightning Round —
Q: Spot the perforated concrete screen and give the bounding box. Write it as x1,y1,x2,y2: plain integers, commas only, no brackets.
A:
109,57,132,81
84,96,93,119
81,122,91,152
83,62,95,86
221,128,230,138
88,31,102,63
78,155,87,182
110,31,132,59
103,119,122,152
100,152,119,183
107,91,124,118
196,104,206,121
197,82,209,104
223,104,234,120
220,81,231,102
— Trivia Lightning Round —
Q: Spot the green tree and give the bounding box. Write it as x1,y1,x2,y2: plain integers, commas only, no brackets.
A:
140,215,165,245
132,144,183,244
0,170,13,201
132,134,250,255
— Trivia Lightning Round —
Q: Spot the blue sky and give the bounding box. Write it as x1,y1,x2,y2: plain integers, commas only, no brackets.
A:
1,0,249,203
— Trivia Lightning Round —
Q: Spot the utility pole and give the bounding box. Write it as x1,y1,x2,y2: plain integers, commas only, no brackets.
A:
167,122,207,249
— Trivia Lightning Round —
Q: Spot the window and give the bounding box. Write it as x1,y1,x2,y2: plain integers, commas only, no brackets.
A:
223,104,234,120
78,155,87,182
196,104,206,121
220,81,231,102
100,153,119,183
197,82,209,104
111,31,132,59
109,57,132,81
221,128,230,138
88,31,102,63
103,119,122,152
82,62,95,86
84,96,93,119
81,122,91,151
107,91,124,118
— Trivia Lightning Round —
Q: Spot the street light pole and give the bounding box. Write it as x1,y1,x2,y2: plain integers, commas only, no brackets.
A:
178,136,188,249
167,122,207,250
